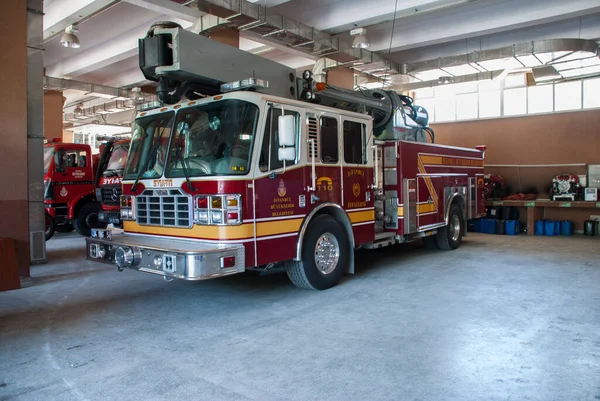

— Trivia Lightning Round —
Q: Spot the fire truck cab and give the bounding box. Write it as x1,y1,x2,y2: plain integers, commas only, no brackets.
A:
95,139,131,227
85,23,486,290
44,139,106,240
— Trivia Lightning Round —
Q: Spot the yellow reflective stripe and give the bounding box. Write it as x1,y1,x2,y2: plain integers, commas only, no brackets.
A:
348,209,374,224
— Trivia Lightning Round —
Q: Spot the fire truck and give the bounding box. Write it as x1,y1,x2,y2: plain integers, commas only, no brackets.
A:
86,23,486,290
44,139,106,240
94,139,131,227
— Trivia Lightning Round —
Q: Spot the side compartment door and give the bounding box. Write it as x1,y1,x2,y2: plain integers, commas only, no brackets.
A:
341,117,374,245
253,104,306,266
417,174,444,230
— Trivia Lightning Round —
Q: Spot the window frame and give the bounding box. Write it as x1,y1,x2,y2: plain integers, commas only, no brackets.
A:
258,104,301,173
319,115,339,165
342,118,367,165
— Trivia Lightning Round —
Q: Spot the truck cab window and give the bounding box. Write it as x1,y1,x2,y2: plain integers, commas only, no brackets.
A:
343,121,367,164
320,117,338,164
259,108,299,172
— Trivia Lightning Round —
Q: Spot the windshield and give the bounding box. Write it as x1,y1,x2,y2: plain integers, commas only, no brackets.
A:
124,112,175,180
44,147,54,175
103,142,130,177
165,100,259,177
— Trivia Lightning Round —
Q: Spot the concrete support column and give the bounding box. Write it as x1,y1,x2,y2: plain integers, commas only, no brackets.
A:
208,27,240,48
28,0,46,266
44,91,64,140
326,67,354,90
0,0,30,276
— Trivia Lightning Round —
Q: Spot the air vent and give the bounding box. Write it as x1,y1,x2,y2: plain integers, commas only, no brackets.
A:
307,116,319,159
30,231,46,263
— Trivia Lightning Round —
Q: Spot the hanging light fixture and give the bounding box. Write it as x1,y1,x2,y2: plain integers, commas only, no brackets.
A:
73,103,84,116
350,27,371,49
60,25,81,48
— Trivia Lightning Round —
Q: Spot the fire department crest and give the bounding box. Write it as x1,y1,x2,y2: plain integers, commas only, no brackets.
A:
352,182,360,197
277,179,286,197
59,186,68,197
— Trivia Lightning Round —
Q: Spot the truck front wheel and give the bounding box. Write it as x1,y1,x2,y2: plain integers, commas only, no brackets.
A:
74,203,106,237
285,215,349,290
436,204,463,250
45,211,56,241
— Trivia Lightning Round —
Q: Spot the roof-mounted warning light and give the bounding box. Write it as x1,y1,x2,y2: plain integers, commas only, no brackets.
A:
220,78,269,93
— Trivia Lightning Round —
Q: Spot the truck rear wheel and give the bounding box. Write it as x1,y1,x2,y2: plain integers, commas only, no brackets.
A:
74,202,106,237
285,215,349,290
436,204,463,250
45,211,55,241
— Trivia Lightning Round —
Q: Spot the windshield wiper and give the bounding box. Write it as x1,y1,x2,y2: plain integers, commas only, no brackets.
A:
173,137,195,191
132,136,163,191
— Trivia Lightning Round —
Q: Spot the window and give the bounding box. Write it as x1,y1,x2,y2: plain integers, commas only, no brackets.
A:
320,117,338,163
343,121,366,164
505,73,526,88
456,93,478,120
434,92,456,122
554,81,582,111
583,78,600,109
503,87,527,116
479,90,501,118
528,85,553,114
417,98,435,123
259,108,298,172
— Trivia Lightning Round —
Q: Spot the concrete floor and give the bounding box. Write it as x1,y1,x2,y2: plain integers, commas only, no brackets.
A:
1,232,599,401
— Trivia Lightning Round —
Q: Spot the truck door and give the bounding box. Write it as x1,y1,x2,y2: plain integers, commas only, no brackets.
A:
253,103,306,266
54,147,93,202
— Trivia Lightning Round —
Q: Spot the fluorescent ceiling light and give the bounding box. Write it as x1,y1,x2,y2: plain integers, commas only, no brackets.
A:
66,123,131,136
477,57,523,72
560,65,600,78
412,68,447,81
515,55,543,67
441,64,481,76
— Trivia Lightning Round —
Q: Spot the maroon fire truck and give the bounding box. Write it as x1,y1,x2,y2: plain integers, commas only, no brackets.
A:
44,139,106,240
85,23,486,290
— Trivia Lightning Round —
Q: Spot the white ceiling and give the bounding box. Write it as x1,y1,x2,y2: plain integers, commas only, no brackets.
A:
46,0,600,114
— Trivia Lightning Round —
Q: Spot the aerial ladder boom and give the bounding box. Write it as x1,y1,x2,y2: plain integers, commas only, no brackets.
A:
139,22,433,142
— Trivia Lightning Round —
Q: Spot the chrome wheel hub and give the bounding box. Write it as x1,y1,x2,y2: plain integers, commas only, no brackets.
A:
314,233,340,275
450,214,461,242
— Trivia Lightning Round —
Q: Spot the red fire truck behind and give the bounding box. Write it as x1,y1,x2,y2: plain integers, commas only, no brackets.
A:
85,23,486,290
44,139,106,240
94,139,131,227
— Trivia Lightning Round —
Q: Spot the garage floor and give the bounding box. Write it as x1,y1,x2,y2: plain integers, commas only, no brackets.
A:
1,232,599,401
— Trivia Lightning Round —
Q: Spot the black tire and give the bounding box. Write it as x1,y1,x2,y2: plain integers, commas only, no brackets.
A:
55,223,74,233
436,204,463,250
45,211,56,241
285,215,349,290
422,235,438,249
73,202,107,237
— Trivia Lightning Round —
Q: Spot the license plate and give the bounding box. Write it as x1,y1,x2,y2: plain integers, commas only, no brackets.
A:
91,228,112,240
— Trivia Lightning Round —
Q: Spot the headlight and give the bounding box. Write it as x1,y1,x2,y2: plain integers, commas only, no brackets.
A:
194,194,242,225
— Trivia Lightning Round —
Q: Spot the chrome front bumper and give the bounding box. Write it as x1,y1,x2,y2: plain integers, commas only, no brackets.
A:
86,232,245,280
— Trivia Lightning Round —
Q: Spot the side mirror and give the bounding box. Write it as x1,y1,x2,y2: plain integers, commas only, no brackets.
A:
54,149,67,173
277,115,296,147
278,147,296,161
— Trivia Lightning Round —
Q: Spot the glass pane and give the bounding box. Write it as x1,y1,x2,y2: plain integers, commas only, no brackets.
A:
503,87,527,116
527,85,553,114
583,78,600,109
414,87,434,99
456,93,478,120
554,81,582,111
505,73,526,88
343,121,366,164
260,108,299,172
434,93,456,122
479,90,501,118
479,79,501,92
320,117,338,164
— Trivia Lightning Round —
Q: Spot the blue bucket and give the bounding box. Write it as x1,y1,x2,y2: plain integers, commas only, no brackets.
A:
506,220,520,235
561,220,572,236
535,220,546,235
472,219,482,232
545,220,558,236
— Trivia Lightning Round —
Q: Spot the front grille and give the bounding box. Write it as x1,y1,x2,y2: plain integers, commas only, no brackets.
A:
101,185,122,206
136,188,192,228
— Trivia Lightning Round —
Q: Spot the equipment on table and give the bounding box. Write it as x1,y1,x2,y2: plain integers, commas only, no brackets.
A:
584,187,598,201
550,174,580,201
483,174,505,199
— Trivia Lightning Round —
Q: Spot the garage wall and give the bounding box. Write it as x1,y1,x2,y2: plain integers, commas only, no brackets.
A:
0,0,29,276
431,109,600,195
44,91,64,140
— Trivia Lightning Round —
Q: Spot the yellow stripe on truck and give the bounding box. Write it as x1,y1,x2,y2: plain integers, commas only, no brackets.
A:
348,209,375,224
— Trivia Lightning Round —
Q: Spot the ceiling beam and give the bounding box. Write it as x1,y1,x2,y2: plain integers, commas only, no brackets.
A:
363,0,600,52
43,0,121,42
122,0,204,22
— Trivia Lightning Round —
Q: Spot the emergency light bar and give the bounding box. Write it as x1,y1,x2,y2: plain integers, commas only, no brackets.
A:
220,78,268,93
